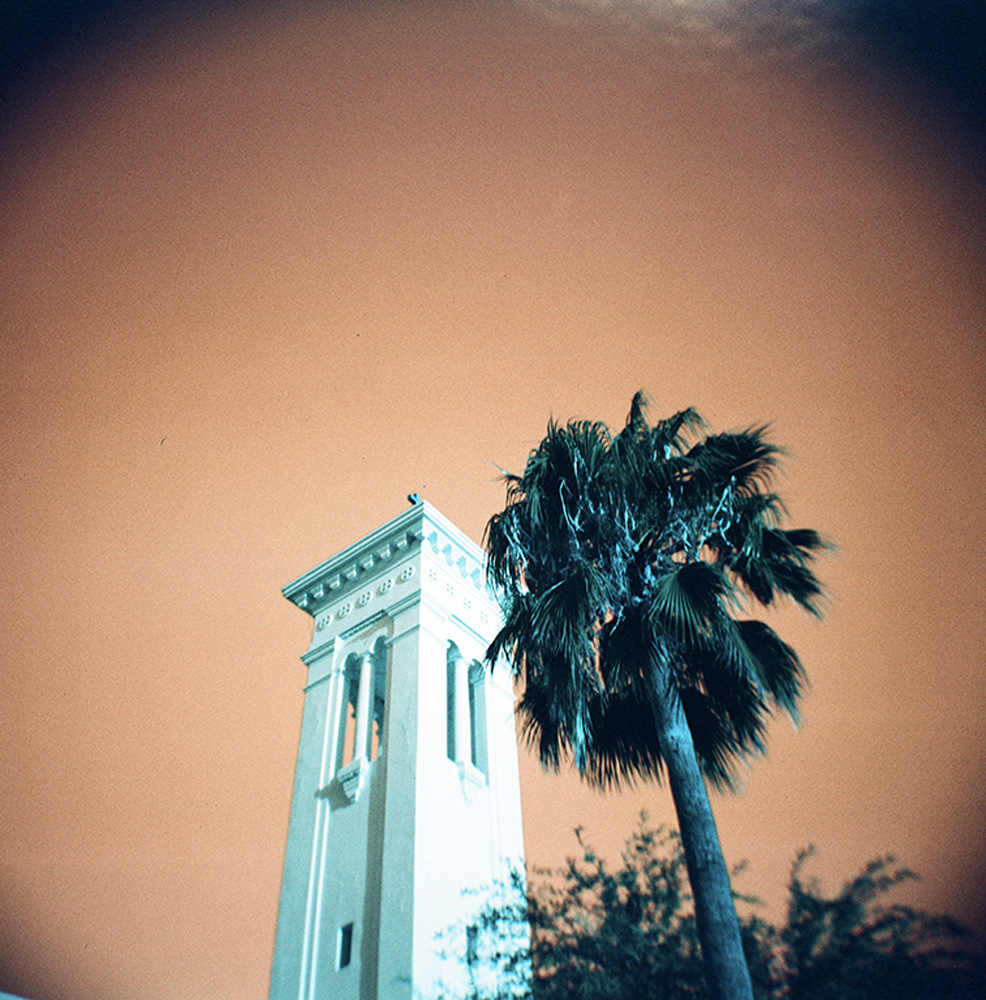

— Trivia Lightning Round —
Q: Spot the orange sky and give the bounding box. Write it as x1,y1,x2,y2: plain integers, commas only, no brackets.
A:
2,2,985,999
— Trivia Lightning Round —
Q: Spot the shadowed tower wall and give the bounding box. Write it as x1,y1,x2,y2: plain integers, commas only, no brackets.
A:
269,501,527,1000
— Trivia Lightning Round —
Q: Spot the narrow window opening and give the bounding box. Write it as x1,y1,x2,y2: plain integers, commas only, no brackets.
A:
338,922,354,970
446,645,458,761
468,679,479,766
337,647,388,770
370,710,382,760
370,646,386,761
337,663,359,770
468,661,488,778
465,923,479,967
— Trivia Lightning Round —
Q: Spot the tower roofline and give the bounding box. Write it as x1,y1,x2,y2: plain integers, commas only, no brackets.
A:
282,500,490,616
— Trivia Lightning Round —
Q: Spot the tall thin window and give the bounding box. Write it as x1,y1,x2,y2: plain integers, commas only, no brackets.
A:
468,660,488,777
448,643,488,779
336,659,360,770
370,643,386,761
446,648,457,761
338,922,353,969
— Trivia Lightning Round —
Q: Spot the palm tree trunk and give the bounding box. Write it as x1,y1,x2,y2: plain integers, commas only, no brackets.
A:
649,663,754,1000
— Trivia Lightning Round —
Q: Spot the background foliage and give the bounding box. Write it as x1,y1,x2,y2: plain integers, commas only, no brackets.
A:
441,816,983,1000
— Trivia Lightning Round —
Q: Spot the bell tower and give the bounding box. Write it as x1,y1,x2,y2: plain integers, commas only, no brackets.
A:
269,501,526,1000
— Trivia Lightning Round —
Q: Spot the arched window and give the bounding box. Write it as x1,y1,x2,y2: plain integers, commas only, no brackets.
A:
337,643,386,770
446,642,488,779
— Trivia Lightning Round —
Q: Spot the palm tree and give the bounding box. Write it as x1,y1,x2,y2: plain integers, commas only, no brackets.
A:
484,393,829,1000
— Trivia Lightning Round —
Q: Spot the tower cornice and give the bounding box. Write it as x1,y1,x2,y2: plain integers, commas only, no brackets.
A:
282,501,490,617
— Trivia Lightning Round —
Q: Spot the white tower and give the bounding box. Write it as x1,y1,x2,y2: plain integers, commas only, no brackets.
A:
269,501,527,1000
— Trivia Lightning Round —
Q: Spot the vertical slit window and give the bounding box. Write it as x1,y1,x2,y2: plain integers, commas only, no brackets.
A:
446,645,457,761
370,645,386,761
338,922,353,969
468,661,488,777
337,661,360,770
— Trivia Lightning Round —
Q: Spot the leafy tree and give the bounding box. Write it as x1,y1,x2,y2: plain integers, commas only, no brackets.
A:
485,394,829,1000
528,821,703,1000
778,847,982,1000
435,819,703,1000
440,819,983,1000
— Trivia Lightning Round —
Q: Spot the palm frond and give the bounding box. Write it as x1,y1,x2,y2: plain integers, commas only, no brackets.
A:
529,567,607,671
677,680,767,790
578,687,667,789
653,406,706,455
685,427,783,497
518,646,603,775
648,561,730,647
728,530,829,617
484,590,534,672
734,619,806,720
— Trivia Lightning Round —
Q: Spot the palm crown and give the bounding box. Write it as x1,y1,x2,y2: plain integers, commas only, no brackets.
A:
485,392,829,790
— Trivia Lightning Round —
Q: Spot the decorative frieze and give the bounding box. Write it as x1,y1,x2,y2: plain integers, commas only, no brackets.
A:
283,520,422,614
312,569,416,632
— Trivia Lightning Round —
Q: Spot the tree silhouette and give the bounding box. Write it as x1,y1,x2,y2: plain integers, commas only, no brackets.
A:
440,818,983,1000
